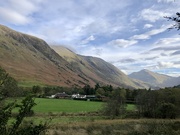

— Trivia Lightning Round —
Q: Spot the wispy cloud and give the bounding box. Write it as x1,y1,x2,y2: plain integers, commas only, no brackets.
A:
81,35,95,45
131,26,169,40
140,8,171,22
0,0,42,25
108,39,138,48
157,0,175,3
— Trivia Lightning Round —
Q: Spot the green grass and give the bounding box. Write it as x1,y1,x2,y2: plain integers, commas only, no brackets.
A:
33,98,103,113
8,98,136,114
126,104,136,111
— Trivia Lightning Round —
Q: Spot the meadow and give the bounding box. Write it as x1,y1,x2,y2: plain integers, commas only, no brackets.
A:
33,98,103,113
9,98,135,113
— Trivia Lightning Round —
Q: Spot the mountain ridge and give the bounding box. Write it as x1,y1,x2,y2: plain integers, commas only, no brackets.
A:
51,46,148,89
0,24,147,89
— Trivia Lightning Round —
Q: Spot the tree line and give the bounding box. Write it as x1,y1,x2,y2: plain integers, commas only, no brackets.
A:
29,82,180,119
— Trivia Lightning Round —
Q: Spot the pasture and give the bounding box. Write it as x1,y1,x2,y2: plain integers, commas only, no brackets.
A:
9,97,136,114
33,98,103,113
33,98,136,113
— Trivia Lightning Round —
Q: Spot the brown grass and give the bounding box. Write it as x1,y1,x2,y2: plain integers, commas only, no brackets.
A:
46,119,180,135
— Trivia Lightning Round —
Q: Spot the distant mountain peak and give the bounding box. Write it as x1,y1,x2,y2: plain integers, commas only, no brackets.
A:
129,69,179,88
141,69,150,72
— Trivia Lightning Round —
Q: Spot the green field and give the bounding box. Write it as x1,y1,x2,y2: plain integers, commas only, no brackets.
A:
9,98,135,113
33,98,103,113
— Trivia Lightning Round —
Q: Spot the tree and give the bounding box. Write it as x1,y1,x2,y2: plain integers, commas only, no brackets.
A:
156,102,177,119
32,85,42,96
102,88,126,118
0,67,47,135
96,88,105,97
136,88,180,118
164,12,180,31
94,83,100,91
83,85,95,95
0,67,20,99
0,95,47,135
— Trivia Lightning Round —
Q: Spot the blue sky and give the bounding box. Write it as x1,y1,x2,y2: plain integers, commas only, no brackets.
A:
0,0,180,76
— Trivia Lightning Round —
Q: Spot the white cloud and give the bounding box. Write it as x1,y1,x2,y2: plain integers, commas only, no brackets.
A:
131,26,168,40
8,0,39,15
0,7,31,25
144,24,153,29
154,37,180,46
140,8,171,22
81,35,95,45
157,0,175,3
158,61,174,68
108,39,138,48
0,0,42,25
131,34,150,40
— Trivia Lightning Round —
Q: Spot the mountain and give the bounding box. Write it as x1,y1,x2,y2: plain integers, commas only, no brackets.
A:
129,69,180,88
0,24,88,87
0,24,146,88
50,46,148,89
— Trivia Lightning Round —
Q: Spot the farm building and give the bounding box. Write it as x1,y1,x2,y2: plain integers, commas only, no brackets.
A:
54,92,70,99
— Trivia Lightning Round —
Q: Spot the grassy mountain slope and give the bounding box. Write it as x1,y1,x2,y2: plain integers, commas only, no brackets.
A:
0,25,87,87
51,46,148,89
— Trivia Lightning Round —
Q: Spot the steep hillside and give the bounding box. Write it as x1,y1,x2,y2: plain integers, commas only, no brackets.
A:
0,24,148,88
129,69,180,88
51,46,148,89
0,25,88,87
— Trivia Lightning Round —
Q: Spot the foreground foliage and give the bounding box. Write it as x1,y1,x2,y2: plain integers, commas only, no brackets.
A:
0,96,47,135
0,67,47,135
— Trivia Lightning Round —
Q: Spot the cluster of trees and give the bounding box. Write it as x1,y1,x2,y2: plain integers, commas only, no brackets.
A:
0,67,47,135
136,88,180,118
103,87,180,119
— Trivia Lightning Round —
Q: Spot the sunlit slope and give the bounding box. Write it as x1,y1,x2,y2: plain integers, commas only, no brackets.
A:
51,46,147,89
0,25,87,87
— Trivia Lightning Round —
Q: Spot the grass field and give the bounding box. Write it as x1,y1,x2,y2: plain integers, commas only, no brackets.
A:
33,98,103,113
33,98,136,113
9,98,136,114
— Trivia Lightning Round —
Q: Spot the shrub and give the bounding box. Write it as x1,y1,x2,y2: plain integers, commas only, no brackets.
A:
0,95,47,135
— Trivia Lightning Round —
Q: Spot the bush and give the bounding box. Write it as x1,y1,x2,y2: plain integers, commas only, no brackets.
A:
0,95,47,135
156,102,177,119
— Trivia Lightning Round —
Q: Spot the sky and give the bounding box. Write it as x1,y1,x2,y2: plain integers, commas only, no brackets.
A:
0,0,180,77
